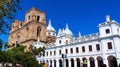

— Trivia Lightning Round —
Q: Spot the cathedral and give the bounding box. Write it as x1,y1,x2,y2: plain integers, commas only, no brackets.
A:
8,8,120,67
8,8,56,51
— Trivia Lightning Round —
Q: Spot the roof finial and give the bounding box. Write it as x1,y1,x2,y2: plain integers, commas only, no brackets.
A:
78,31,82,38
106,15,110,22
48,19,52,26
66,23,69,29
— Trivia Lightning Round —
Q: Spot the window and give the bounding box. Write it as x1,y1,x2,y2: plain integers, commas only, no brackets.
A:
70,48,73,54
76,47,79,53
28,16,30,20
117,28,119,33
37,16,40,21
50,51,52,56
59,50,61,55
82,46,85,52
89,45,92,51
37,27,41,36
54,51,56,56
59,40,61,44
11,35,13,38
106,29,110,34
20,23,22,26
66,40,68,44
13,26,14,28
108,42,112,49
65,49,68,54
48,32,50,35
46,52,48,56
96,44,100,51
26,27,29,31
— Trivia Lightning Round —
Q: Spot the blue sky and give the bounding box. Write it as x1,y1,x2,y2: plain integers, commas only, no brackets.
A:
1,0,120,44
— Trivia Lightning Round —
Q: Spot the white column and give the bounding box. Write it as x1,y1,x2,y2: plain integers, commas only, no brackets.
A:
87,59,90,67
80,60,83,67
117,59,120,67
52,60,54,67
95,59,98,67
103,59,108,67
56,59,59,67
74,59,77,67
68,58,71,67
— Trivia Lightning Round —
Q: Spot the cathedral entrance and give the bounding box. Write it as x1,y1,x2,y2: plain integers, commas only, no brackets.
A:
76,58,80,67
97,56,103,67
66,59,69,67
89,57,95,67
59,59,62,67
71,58,74,67
108,56,117,67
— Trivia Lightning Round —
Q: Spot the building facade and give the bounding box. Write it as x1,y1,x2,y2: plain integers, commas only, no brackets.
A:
37,15,120,67
8,8,120,67
8,8,56,51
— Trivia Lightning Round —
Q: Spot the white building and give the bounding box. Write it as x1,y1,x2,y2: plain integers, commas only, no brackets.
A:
34,15,120,67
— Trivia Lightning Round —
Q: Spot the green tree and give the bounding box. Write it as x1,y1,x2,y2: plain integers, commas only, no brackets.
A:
0,0,21,34
0,39,3,51
1,45,42,67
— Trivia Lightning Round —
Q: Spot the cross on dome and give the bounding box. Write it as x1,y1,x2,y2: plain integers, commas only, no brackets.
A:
48,19,52,26
47,19,55,31
106,15,110,22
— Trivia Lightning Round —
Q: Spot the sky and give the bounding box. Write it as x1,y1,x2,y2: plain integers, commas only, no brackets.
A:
1,0,120,46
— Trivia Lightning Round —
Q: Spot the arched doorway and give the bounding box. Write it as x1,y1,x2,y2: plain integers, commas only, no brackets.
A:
97,56,103,67
54,60,56,67
71,58,74,67
59,59,62,67
50,60,52,67
89,57,95,67
66,59,69,67
82,57,87,67
76,58,80,67
108,55,117,67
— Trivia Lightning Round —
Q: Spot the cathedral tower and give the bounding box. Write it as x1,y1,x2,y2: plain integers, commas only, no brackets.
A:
8,7,46,51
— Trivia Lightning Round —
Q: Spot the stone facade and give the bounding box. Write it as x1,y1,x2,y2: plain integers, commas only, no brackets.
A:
8,8,48,51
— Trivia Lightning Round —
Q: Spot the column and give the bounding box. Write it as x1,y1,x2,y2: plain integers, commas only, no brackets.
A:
56,59,59,67
117,59,120,67
103,59,108,67
80,60,83,67
68,58,71,67
95,59,98,67
87,59,90,67
74,59,77,67
52,60,54,67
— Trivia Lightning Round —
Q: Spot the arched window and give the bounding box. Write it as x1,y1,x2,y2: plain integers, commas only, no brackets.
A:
37,16,40,21
28,16,30,20
37,27,41,36
76,47,79,53
17,35,20,44
65,49,68,54
59,40,61,44
89,45,92,51
54,51,56,56
26,27,29,31
66,40,68,44
70,48,73,54
82,46,85,52
20,23,22,26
